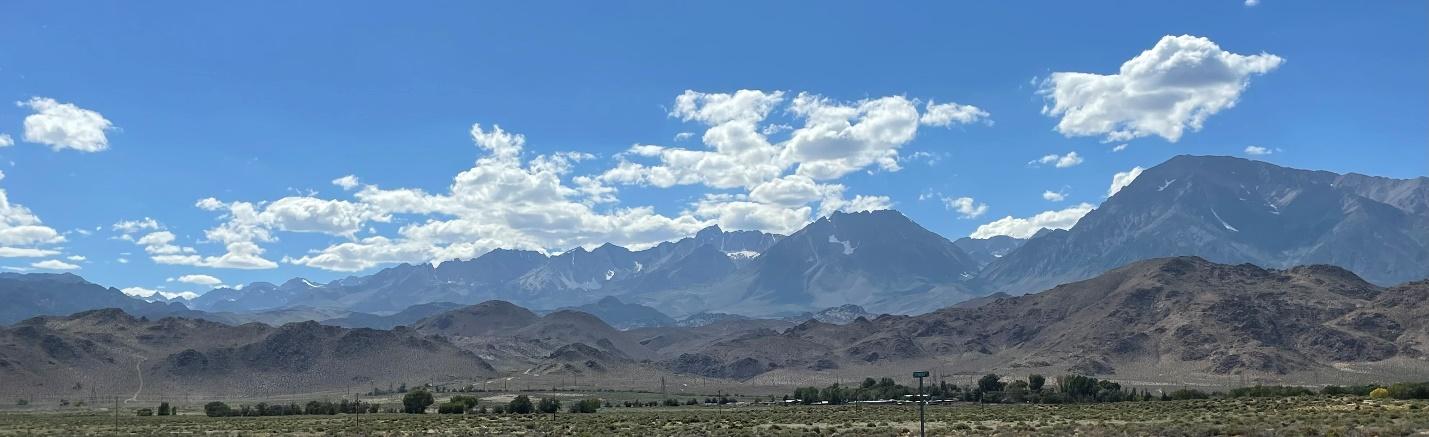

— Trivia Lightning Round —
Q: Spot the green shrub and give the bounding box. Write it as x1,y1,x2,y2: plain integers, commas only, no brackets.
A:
136,408,154,416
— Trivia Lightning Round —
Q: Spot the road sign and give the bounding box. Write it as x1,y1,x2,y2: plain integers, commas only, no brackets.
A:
912,371,929,378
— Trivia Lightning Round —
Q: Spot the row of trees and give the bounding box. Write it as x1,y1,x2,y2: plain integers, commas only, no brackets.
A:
788,375,1429,405
787,374,1219,405
405,390,601,415
204,400,380,417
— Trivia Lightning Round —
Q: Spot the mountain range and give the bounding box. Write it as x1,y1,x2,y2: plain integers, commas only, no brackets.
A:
7,256,1429,398
2,155,1428,348
979,155,1429,294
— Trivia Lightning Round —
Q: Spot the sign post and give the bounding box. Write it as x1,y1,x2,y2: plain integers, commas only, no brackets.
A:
913,371,929,437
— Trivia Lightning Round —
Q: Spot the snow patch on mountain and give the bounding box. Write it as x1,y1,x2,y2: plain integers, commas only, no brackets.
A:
1211,209,1239,232
725,250,760,260
827,234,855,255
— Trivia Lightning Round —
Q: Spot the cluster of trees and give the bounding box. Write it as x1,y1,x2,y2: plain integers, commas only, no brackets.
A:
788,377,960,404
653,396,736,407
1319,383,1429,400
621,400,661,407
437,395,480,414
203,400,379,417
790,378,901,404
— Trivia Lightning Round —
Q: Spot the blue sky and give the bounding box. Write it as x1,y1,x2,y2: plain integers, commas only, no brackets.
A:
0,1,1424,296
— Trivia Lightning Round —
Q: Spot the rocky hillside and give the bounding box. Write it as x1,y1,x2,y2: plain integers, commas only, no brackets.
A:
0,309,495,398
650,257,1429,380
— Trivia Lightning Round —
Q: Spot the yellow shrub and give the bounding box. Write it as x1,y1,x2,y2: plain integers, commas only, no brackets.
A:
1369,388,1390,399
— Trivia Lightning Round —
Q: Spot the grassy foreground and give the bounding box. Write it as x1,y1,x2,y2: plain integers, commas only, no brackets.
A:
1,396,1425,436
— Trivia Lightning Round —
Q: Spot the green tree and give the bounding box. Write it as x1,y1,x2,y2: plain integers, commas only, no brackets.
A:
157,402,171,416
820,383,846,405
508,395,534,414
402,389,435,414
978,374,1004,393
1005,380,1029,403
569,398,601,413
793,387,820,404
449,395,479,411
537,397,561,414
204,401,231,417
1028,374,1046,391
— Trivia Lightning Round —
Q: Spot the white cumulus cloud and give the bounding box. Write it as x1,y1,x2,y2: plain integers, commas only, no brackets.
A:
154,90,986,273
17,97,115,152
32,259,80,270
176,274,223,287
970,203,1095,239
0,180,64,258
1040,35,1283,142
1244,145,1274,155
332,175,360,190
919,100,991,127
1042,190,1067,202
1030,151,1084,168
944,197,989,219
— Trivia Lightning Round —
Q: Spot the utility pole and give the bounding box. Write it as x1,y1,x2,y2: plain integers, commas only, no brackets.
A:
913,371,928,437
354,392,360,436
113,396,119,434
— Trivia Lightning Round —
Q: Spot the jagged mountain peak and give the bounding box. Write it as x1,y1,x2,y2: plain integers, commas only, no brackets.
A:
694,224,724,238
979,156,1429,294
725,209,980,315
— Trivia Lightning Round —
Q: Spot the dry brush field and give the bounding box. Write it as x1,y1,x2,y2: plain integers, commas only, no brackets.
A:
2,396,1428,436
